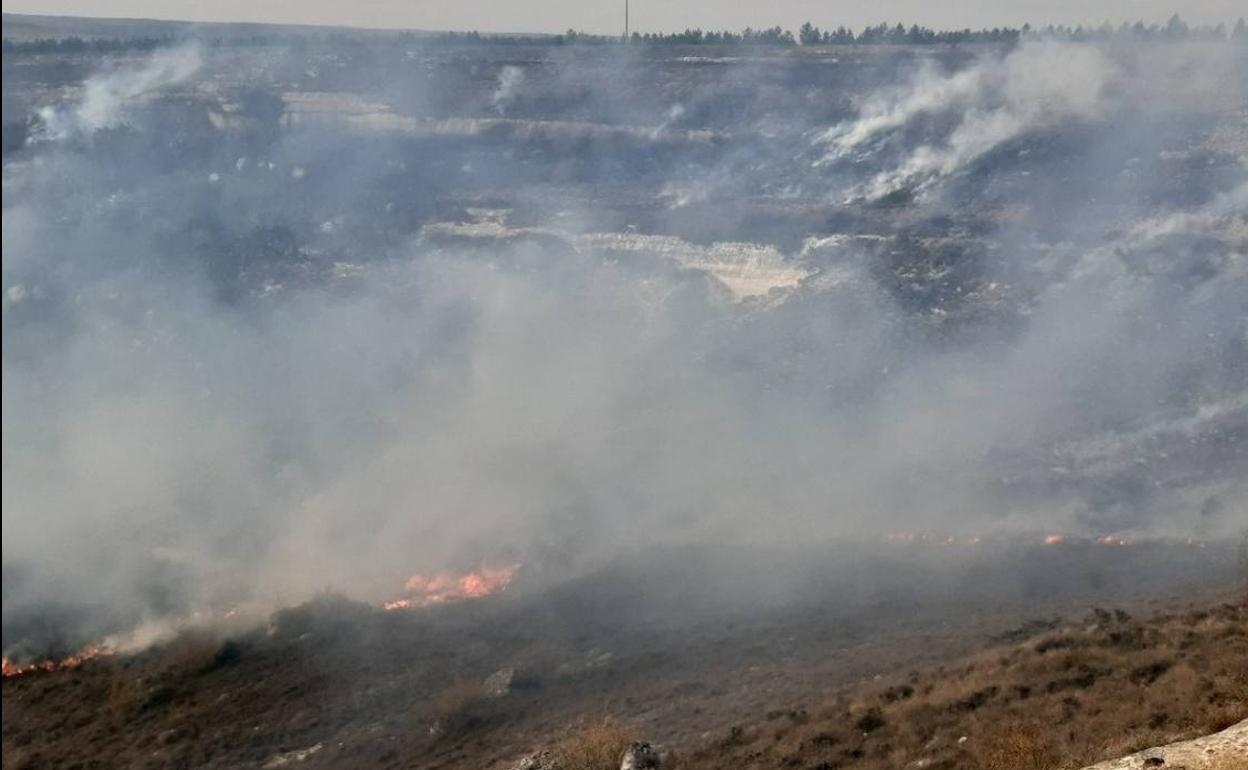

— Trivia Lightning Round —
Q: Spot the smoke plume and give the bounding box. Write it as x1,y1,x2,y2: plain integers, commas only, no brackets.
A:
2,36,1246,655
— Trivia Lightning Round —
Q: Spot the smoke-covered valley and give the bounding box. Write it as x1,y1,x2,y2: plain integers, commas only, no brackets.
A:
2,29,1247,664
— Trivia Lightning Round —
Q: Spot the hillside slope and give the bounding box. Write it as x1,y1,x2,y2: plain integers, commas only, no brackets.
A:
1078,718,1247,770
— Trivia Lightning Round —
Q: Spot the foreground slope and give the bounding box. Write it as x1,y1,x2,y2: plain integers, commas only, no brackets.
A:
672,600,1247,770
3,563,1245,770
1078,718,1247,770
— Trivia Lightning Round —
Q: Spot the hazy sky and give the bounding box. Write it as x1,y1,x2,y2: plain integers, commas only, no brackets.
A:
4,0,1244,36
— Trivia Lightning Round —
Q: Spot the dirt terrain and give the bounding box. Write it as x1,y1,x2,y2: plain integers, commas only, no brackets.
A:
673,594,1247,770
3,541,1245,770
3,17,1247,770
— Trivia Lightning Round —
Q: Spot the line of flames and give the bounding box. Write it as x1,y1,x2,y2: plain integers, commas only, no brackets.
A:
14,539,1218,680
383,564,520,611
4,566,519,678
2,643,115,679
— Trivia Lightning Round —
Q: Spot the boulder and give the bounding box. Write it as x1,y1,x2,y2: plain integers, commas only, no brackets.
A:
620,741,661,770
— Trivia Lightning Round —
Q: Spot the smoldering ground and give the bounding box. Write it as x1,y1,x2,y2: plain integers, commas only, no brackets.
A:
2,35,1246,658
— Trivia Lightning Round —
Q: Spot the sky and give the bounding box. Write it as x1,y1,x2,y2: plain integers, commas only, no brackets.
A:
3,0,1244,36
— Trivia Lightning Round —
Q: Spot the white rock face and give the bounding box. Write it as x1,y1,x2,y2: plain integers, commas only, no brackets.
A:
1078,719,1248,770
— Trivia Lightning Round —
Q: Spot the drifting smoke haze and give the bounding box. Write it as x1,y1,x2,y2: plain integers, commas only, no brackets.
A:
34,43,204,139
2,32,1247,658
491,65,524,114
815,41,1117,197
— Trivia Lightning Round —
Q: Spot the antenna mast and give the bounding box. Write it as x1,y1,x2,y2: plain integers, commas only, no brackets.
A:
624,0,629,40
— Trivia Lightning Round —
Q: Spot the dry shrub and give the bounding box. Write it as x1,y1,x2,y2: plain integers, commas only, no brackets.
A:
1096,729,1173,764
671,601,1247,770
1202,669,1248,732
106,671,147,723
159,633,225,676
554,721,637,770
430,678,487,731
158,701,201,744
972,722,1061,770
854,706,886,733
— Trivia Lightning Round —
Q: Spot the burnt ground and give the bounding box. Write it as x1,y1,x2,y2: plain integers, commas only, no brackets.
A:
2,26,1247,770
2,539,1245,770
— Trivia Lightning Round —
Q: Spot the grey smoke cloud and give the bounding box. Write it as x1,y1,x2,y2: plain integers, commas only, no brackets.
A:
35,44,203,140
815,41,1116,198
491,65,524,114
2,37,1246,655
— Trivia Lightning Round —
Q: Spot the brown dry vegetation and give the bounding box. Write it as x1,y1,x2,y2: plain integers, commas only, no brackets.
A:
554,722,638,770
676,602,1248,770
975,723,1059,770
430,678,489,733
105,670,148,724
160,632,234,675
3,595,1244,770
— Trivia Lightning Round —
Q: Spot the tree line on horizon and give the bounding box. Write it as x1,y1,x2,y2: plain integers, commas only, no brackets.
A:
577,14,1244,46
2,35,170,54
3,14,1246,54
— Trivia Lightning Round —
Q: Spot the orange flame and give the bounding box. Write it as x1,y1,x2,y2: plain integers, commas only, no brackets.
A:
1043,534,1065,545
2,643,114,679
383,564,519,611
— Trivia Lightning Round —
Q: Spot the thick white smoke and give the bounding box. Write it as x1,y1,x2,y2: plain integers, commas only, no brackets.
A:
492,65,525,114
815,41,1117,198
2,37,1245,655
35,44,203,141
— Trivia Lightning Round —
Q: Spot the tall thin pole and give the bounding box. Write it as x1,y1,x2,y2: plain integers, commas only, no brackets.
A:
624,0,629,40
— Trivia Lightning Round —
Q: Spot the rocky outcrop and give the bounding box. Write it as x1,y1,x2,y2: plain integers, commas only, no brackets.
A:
507,740,663,770
620,741,661,770
508,749,559,770
1078,719,1247,770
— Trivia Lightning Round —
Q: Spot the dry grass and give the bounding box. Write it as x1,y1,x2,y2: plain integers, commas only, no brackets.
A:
106,670,148,723
430,678,488,732
554,721,638,770
680,601,1248,770
972,723,1061,770
158,633,228,676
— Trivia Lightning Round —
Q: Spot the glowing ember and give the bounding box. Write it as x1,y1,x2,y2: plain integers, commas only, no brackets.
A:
1,643,114,678
383,564,519,611
1043,534,1065,545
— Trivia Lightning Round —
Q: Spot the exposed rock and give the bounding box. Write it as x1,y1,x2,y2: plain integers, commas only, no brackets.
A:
483,667,515,697
506,740,662,770
508,749,560,770
554,649,615,679
620,741,661,770
262,742,323,768
1078,719,1248,769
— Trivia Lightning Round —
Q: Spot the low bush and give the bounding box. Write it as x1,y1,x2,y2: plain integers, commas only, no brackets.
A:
555,721,638,770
